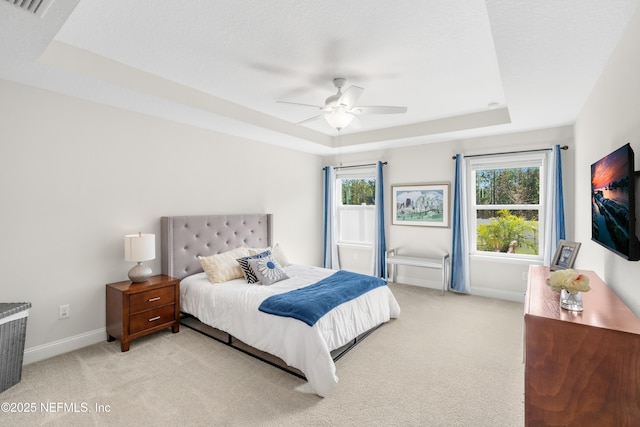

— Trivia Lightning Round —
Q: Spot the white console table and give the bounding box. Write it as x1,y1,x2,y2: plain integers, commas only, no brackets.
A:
385,249,449,295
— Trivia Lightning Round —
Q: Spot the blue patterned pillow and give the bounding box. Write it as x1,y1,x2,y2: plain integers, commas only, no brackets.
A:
237,250,271,283
247,255,288,286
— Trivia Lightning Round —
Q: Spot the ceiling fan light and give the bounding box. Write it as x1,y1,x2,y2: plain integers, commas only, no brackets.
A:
325,110,354,130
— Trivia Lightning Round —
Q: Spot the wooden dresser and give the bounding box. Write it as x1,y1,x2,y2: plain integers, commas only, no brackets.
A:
106,275,180,352
524,265,640,426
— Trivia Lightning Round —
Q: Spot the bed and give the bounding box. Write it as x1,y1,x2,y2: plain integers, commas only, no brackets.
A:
160,214,400,397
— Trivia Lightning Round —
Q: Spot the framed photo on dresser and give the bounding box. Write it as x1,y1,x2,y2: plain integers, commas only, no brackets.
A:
550,240,581,270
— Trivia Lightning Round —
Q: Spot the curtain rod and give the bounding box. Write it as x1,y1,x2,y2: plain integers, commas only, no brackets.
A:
323,161,387,171
451,145,569,160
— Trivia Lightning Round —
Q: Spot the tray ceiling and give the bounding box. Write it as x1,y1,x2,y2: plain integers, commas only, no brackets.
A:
1,0,638,154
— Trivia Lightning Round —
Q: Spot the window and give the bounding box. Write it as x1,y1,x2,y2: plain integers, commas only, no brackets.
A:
336,168,376,246
468,154,546,260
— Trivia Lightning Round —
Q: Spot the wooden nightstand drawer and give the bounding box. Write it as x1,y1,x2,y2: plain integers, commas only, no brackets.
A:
106,275,180,352
129,304,176,335
129,286,175,314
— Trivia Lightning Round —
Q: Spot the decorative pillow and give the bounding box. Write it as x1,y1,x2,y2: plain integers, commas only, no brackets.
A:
247,255,288,286
248,247,267,255
237,250,271,283
249,243,291,267
272,243,291,267
198,246,250,283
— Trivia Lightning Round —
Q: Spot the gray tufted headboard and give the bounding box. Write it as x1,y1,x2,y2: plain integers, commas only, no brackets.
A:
161,214,273,280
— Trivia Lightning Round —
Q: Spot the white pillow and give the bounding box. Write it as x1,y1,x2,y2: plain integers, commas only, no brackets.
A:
272,243,291,267
198,246,251,283
250,243,291,267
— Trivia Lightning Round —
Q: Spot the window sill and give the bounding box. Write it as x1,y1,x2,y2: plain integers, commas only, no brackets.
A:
337,243,373,249
470,253,543,266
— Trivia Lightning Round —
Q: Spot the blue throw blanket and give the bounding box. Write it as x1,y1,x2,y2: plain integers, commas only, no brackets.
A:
258,270,387,326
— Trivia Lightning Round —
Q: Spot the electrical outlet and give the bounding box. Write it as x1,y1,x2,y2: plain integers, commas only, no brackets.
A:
522,272,528,281
58,304,70,319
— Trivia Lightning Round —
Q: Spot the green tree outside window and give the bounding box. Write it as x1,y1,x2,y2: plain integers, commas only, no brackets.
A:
341,179,375,205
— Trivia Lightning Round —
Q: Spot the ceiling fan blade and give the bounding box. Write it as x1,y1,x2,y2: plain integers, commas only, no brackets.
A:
349,115,362,130
338,85,364,108
276,100,323,109
296,115,324,125
351,106,408,115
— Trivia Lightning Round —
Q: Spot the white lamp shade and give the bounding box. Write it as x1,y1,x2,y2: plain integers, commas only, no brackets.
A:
124,233,155,262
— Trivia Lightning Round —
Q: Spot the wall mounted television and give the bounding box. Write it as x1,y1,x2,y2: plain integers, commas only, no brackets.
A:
591,143,640,261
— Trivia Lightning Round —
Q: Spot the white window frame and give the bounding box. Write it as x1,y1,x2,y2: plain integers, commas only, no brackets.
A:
335,167,376,247
467,153,547,263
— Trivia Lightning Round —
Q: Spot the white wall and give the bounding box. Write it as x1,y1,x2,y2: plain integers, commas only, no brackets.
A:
574,7,640,315
327,125,574,301
8,2,639,361
0,80,323,362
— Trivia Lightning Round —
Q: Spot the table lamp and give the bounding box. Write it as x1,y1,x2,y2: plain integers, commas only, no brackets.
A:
124,232,155,282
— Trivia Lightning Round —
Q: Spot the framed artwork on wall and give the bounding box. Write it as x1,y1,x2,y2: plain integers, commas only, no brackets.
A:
391,182,450,227
550,240,581,270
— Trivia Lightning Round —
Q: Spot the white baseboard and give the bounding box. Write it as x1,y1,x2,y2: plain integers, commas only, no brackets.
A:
393,275,444,292
23,328,106,365
467,287,525,303
393,275,525,303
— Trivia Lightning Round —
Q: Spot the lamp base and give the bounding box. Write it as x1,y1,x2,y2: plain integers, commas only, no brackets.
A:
128,262,152,283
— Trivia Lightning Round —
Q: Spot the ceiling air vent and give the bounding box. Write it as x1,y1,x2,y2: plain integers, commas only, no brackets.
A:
4,0,53,17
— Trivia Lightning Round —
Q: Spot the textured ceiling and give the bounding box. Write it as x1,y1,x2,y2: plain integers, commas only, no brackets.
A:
1,0,639,154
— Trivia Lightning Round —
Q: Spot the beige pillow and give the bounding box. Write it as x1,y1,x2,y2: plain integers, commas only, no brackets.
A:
198,246,251,283
249,243,291,267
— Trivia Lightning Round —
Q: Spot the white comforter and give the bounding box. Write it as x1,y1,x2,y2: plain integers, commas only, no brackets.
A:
180,265,401,397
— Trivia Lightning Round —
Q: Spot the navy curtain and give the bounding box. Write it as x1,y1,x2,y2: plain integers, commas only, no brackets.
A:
323,166,340,269
371,161,387,278
543,145,566,265
450,154,470,293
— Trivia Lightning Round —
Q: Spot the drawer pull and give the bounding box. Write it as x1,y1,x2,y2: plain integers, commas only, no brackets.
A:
148,297,161,302
148,316,161,322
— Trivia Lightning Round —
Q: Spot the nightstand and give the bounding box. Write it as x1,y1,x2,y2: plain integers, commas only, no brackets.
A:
106,275,180,352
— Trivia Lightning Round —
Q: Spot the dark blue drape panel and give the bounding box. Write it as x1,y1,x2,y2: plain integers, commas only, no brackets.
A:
372,161,387,278
323,166,339,269
544,145,567,265
451,154,470,293
554,144,566,241
323,166,331,268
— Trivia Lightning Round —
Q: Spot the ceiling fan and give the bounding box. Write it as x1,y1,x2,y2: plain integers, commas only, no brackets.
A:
277,78,407,131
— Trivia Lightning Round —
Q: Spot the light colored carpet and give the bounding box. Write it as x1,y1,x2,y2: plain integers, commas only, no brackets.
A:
1,283,524,426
